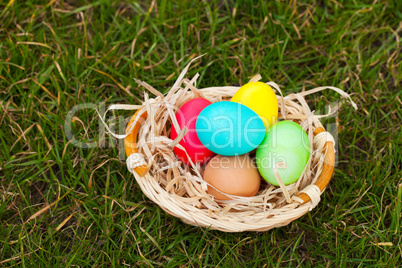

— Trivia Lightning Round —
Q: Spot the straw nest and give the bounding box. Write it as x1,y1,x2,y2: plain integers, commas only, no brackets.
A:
118,57,357,232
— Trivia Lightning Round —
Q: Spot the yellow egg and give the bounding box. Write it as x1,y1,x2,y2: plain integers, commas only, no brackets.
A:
231,81,278,131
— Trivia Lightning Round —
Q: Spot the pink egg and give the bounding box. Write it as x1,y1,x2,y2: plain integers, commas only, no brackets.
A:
170,98,215,165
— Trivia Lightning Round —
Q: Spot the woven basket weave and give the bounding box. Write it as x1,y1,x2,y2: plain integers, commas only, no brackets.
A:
122,59,356,232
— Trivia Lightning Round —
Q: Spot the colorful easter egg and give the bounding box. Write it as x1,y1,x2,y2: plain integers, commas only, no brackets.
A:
196,101,265,156
231,81,278,131
170,98,215,165
256,121,311,186
203,154,261,200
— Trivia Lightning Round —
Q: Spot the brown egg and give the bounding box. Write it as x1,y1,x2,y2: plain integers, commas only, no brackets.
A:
203,154,261,200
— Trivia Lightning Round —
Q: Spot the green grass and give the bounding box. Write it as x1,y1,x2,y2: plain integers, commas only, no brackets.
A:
0,0,401,266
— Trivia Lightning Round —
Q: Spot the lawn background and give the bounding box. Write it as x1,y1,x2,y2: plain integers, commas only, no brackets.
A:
0,0,401,267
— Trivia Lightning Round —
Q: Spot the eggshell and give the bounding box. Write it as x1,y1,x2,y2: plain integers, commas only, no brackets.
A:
231,81,278,131
256,121,311,186
195,101,265,156
170,98,215,165
203,154,261,200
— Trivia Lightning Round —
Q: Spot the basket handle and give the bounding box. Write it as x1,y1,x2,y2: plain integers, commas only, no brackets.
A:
296,127,335,205
125,110,149,177
125,111,335,203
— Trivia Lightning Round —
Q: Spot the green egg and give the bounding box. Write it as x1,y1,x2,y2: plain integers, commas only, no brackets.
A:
256,121,311,186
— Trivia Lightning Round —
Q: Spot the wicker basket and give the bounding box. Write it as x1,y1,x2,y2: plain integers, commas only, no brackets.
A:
122,58,356,232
